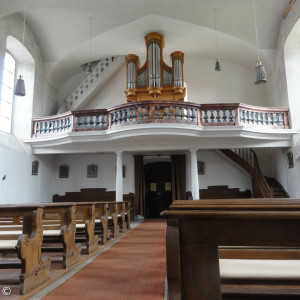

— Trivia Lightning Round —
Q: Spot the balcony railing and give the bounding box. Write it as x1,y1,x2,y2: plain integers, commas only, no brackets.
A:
32,101,290,137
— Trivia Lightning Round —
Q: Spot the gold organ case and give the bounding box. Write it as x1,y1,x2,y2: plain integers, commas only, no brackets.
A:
125,32,185,102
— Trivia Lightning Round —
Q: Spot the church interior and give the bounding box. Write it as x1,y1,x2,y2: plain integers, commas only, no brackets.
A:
0,0,300,298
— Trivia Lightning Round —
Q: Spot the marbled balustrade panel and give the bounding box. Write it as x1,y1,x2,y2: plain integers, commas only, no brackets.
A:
155,105,198,122
239,109,285,127
34,115,73,136
32,102,290,137
110,105,150,126
202,109,235,124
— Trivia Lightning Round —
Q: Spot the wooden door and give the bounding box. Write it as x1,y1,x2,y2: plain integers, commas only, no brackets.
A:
145,162,172,218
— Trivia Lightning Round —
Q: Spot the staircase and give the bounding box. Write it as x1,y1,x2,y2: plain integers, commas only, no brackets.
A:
265,176,289,198
58,56,124,113
220,149,289,198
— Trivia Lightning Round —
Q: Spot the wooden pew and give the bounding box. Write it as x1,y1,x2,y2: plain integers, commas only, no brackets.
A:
53,188,132,239
75,203,99,254
0,205,51,295
94,202,109,245
41,203,81,269
161,199,300,300
104,201,131,237
53,188,134,204
106,202,120,238
53,188,135,220
200,185,252,199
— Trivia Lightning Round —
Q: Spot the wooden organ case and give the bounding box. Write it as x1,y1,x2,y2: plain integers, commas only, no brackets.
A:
125,32,185,102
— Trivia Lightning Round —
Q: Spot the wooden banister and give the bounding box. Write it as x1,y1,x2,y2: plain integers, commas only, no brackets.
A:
220,149,273,198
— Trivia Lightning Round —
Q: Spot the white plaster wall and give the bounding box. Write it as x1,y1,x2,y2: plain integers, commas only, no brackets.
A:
273,2,300,109
270,1,300,198
0,14,58,143
84,56,268,109
254,148,275,178
51,151,252,198
0,14,59,204
52,153,135,196
285,20,300,136
273,148,288,191
184,57,267,106
197,150,252,192
0,145,56,204
0,14,58,119
85,64,126,109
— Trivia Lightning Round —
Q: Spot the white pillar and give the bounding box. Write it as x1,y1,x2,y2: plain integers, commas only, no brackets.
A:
190,148,200,200
116,151,123,202
186,151,192,195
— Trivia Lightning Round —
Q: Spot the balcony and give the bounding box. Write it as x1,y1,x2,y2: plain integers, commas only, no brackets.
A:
26,101,297,154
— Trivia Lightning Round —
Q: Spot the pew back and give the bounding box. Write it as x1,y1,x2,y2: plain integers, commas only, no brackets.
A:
162,199,300,300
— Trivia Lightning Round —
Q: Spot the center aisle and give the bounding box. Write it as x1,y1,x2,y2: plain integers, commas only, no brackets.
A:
42,219,166,300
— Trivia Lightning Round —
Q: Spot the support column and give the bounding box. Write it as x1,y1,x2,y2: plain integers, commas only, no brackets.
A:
116,151,123,202
190,148,200,200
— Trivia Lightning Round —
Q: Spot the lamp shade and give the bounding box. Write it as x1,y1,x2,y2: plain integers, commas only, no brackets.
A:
215,59,221,71
254,60,267,85
14,75,26,96
86,62,92,75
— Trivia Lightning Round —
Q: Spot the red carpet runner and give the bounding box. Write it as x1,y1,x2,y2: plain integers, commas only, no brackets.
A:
43,220,166,300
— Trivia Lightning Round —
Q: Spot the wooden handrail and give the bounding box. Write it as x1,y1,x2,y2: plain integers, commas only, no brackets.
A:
220,149,273,198
251,149,273,198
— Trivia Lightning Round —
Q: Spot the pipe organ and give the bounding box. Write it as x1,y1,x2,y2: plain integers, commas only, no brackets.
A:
125,32,185,102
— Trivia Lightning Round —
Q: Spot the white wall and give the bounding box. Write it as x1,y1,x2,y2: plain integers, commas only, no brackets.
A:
0,145,56,204
0,14,58,119
196,150,252,192
0,14,59,204
270,1,300,198
53,153,135,196
51,151,252,198
85,64,126,109
184,57,267,106
84,56,269,109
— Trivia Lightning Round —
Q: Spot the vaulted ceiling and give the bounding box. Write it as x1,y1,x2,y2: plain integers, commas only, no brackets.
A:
0,0,291,90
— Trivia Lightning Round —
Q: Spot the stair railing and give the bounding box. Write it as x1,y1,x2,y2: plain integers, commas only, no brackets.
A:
221,148,273,198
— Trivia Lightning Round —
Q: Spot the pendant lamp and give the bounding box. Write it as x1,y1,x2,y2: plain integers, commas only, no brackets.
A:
14,0,27,96
214,8,221,71
252,0,267,85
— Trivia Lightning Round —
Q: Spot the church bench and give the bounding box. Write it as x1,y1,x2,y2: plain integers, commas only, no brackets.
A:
124,201,131,229
106,202,121,238
94,202,109,244
200,185,252,199
40,203,81,269
53,188,135,220
53,195,130,240
0,205,51,295
161,199,300,299
74,203,102,254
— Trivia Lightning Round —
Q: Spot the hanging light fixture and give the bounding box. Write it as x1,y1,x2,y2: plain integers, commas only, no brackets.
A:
14,0,27,96
86,17,93,75
252,0,267,85
214,8,221,71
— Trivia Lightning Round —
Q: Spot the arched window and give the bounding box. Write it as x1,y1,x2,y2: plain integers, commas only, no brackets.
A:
5,35,35,139
0,52,16,133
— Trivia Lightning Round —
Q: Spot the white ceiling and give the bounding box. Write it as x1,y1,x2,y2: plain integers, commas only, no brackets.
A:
0,0,291,90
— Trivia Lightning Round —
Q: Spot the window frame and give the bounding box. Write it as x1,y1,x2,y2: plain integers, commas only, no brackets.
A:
0,51,16,133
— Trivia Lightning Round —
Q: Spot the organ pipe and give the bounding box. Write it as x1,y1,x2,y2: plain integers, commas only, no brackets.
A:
125,32,185,102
